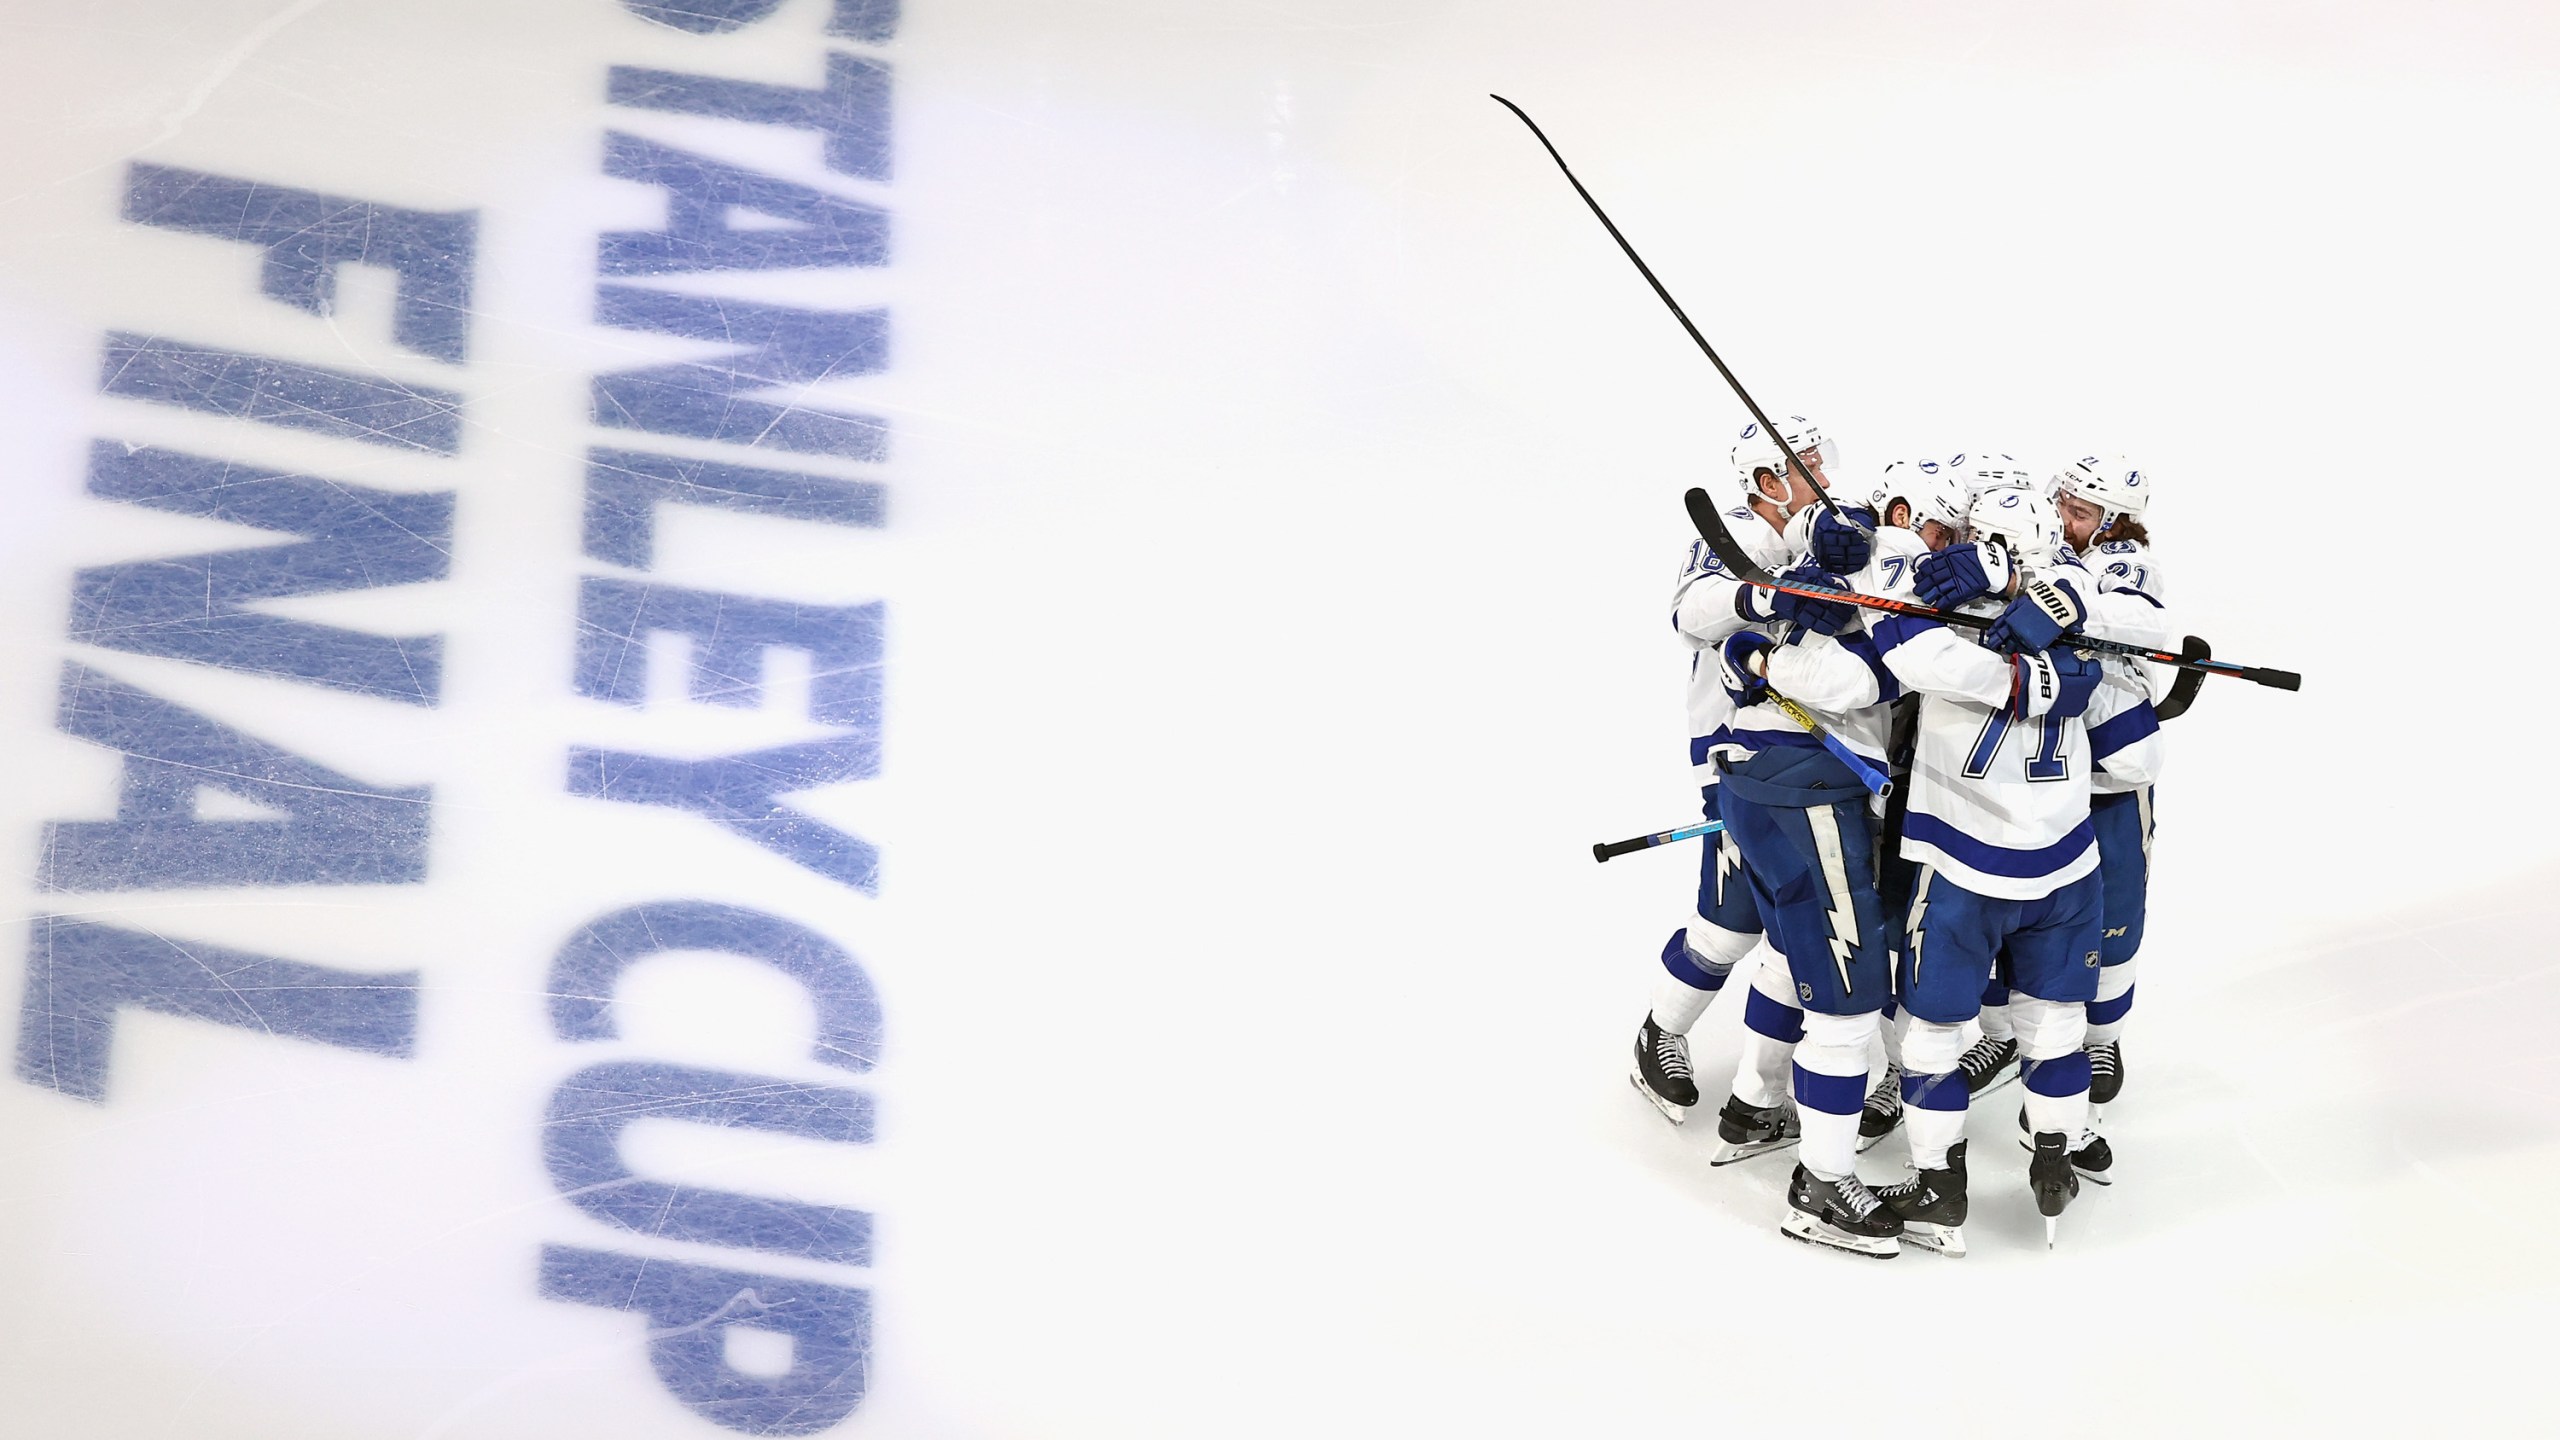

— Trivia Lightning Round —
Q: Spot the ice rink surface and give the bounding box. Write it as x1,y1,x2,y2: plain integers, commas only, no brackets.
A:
0,1,2556,1435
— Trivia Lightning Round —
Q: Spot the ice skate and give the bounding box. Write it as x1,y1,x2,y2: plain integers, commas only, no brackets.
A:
2014,1107,2113,1185
2087,1040,2123,1107
2028,1131,2081,1247
1873,1139,1968,1257
1708,1094,1801,1166
1856,1063,1903,1152
1957,1034,2019,1098
1779,1166,1902,1259
1629,1016,1698,1124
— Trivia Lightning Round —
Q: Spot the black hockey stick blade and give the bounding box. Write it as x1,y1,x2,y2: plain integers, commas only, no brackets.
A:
2155,635,2211,721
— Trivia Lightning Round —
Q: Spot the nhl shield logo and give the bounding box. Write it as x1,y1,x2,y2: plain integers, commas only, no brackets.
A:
2084,950,2101,968
1798,981,1814,1003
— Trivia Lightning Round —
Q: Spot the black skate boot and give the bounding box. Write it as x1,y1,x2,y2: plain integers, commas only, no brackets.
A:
2014,1108,2114,1185
1708,1094,1801,1166
2028,1131,2081,1247
2087,1040,2123,1106
1857,1064,1903,1152
1874,1139,1968,1257
1780,1165,1902,1259
1957,1034,2020,1098
1630,1016,1699,1123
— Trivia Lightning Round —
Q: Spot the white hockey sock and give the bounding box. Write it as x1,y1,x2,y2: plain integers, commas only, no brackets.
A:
1978,1000,2014,1043
1732,960,1800,1108
1648,974,1715,1036
1899,1019,1971,1170
2023,1086,2090,1141
2011,996,2091,1139
1793,1012,1876,1179
2085,957,2137,1048
1903,1087,1966,1171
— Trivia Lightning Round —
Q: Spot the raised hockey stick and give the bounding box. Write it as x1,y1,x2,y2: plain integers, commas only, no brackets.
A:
1685,488,2304,692
1490,95,1852,525
1592,819,1722,863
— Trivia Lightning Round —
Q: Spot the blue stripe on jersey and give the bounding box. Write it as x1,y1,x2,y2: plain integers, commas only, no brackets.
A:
1872,613,1939,656
1689,729,1737,766
1902,810,2097,880
1835,628,1903,704
2110,587,2165,609
2087,702,2160,761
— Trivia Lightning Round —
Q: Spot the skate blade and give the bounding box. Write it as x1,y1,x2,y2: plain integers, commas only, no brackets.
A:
2045,1215,2057,1249
1628,1070,1689,1126
1709,1134,1800,1166
1855,1118,1902,1153
2014,1137,2113,1185
1898,1221,1966,1258
1779,1210,1899,1259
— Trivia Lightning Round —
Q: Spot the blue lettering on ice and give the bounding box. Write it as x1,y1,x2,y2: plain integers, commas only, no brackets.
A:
828,0,900,42
620,0,787,33
122,163,477,363
539,1244,870,1436
615,0,898,45
101,333,463,454
71,443,452,704
601,133,889,275
576,580,882,720
567,737,879,894
44,662,431,890
549,900,881,1072
591,287,887,461
584,447,884,568
15,915,418,1103
543,1059,874,1264
608,54,893,182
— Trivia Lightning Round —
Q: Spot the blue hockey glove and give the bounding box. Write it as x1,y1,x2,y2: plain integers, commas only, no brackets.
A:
2010,647,2101,721
1983,573,2088,654
1733,582,1779,626
1718,632,1775,708
1913,539,2015,610
1769,564,1857,636
1810,505,1877,575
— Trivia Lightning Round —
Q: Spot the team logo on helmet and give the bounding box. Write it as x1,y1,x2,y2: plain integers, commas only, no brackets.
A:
1739,423,1759,439
2126,471,2146,487
1999,494,2020,508
1919,460,1939,473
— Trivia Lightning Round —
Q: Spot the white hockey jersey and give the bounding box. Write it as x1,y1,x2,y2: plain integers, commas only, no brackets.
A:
1751,525,1926,776
1670,502,1795,762
2077,538,2170,796
1780,547,2103,901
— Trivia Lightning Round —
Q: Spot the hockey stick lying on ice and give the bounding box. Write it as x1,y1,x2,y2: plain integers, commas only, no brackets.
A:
1593,820,1722,863
1685,488,2304,692
1490,94,1855,529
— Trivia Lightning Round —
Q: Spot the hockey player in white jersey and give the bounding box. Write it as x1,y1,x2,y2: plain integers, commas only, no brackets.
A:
1779,480,2109,1251
2049,456,2172,1125
1630,417,1840,1142
1708,440,1916,1256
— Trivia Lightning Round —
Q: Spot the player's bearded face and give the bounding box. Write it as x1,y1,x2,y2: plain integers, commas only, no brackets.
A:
2057,493,2103,551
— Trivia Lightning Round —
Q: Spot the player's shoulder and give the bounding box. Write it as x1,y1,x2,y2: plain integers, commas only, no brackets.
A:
2093,537,2150,559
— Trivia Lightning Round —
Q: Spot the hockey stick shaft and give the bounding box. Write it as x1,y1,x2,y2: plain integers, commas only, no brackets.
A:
1593,819,1723,863
1491,95,1848,522
1685,487,2304,691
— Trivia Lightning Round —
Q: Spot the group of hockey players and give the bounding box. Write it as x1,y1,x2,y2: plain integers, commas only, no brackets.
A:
1630,417,2175,1257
